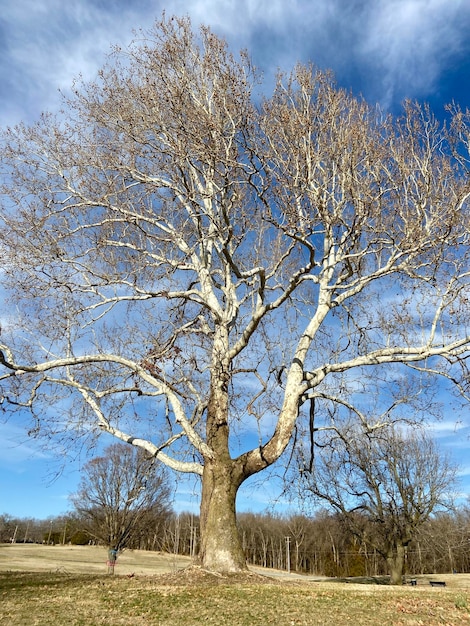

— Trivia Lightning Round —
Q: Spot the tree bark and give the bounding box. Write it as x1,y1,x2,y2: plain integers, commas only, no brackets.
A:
198,459,246,571
387,544,405,585
197,326,248,572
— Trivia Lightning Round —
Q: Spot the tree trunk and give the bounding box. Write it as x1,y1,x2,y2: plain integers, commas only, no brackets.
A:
387,544,405,585
198,459,247,571
196,325,248,572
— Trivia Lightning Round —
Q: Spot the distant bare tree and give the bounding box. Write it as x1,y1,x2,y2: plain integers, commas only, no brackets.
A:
0,15,469,572
299,424,458,584
71,444,171,552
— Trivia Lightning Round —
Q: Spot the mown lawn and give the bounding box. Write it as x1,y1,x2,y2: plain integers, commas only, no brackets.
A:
1,570,470,626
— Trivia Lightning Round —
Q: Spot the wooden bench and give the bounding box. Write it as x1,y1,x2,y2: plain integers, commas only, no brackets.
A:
429,581,446,587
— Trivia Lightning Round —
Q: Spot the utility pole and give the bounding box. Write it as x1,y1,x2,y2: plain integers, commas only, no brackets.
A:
285,536,291,574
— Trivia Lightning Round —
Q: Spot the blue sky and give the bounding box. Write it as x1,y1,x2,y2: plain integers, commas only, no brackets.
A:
1,0,470,520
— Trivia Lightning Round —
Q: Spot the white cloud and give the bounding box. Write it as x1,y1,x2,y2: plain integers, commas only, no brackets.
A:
0,422,49,466
1,0,158,126
358,0,470,106
429,419,467,434
2,0,470,128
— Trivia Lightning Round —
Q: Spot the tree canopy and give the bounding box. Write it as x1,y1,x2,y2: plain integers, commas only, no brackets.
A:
0,15,469,571
71,443,171,552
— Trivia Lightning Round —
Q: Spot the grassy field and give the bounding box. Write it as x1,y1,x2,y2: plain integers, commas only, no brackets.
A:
0,543,190,575
1,544,470,625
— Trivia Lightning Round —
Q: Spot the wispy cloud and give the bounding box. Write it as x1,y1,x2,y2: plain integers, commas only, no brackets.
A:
185,0,470,108
2,0,469,127
1,0,158,125
356,0,470,107
0,422,49,466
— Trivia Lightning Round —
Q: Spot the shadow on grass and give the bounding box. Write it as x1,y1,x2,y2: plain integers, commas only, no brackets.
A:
0,571,99,592
332,576,391,585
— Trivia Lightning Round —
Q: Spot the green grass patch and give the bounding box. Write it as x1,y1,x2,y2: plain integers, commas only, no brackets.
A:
1,571,470,626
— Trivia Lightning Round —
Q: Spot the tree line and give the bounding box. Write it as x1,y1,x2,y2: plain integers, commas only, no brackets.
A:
2,506,470,578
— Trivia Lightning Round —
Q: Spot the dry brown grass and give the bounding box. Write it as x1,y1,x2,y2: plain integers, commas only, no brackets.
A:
1,544,470,625
0,543,190,575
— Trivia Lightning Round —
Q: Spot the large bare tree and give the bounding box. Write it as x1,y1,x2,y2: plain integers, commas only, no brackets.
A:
0,16,469,571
